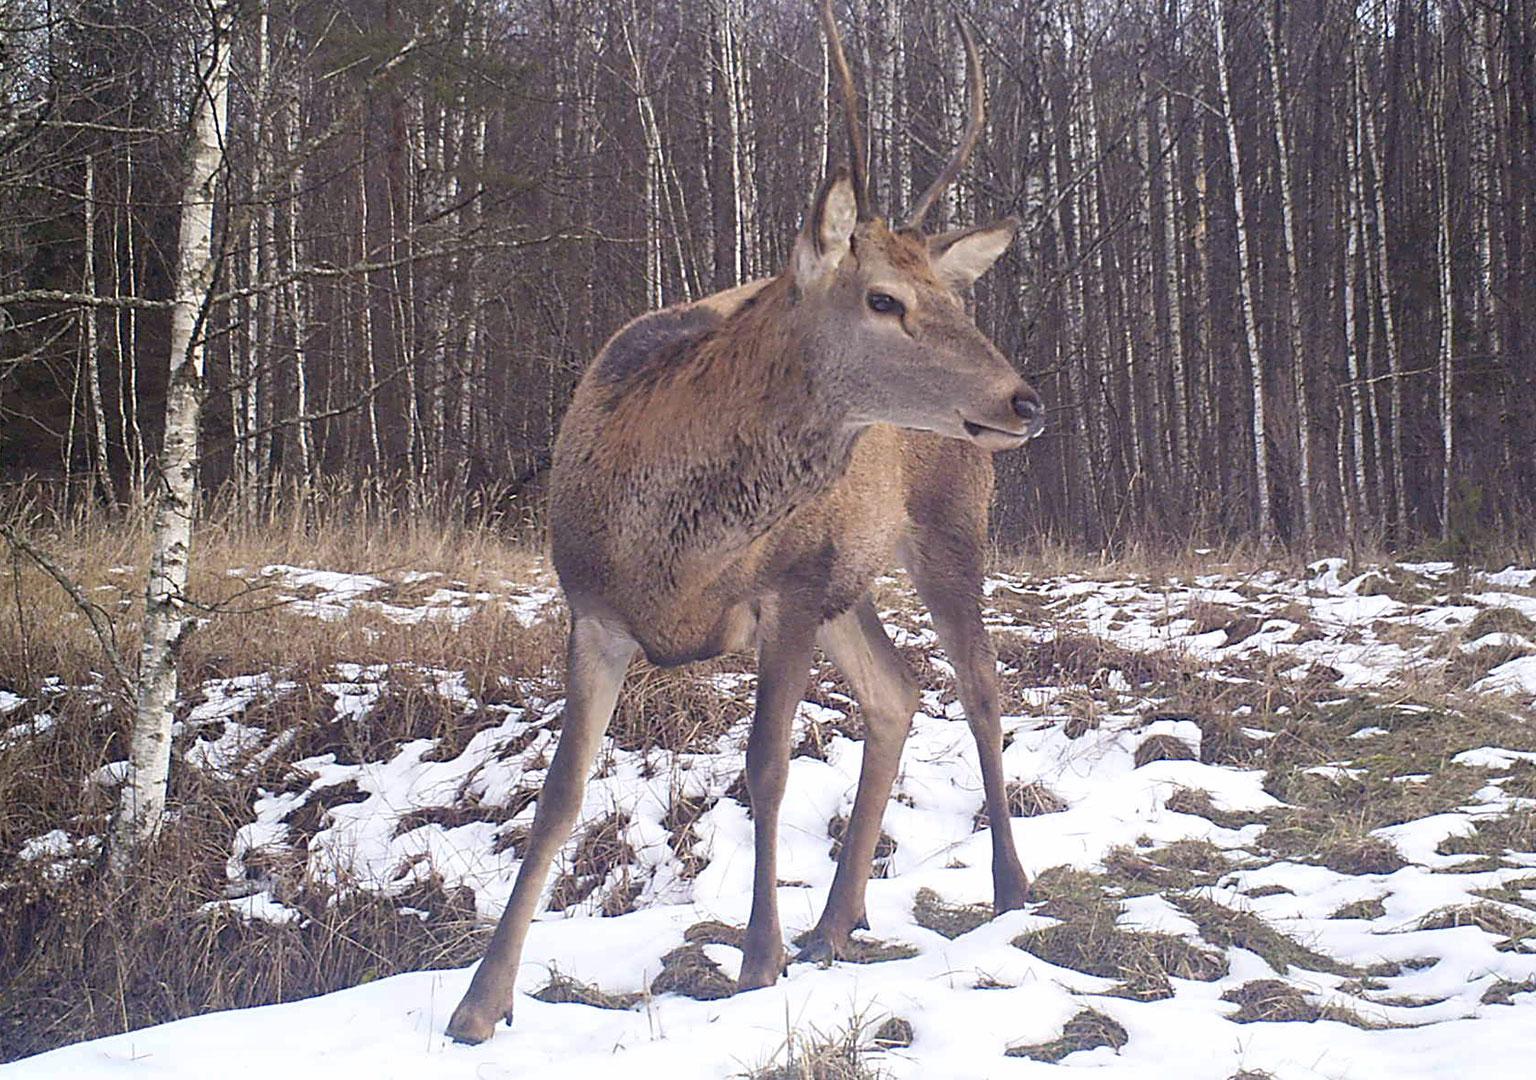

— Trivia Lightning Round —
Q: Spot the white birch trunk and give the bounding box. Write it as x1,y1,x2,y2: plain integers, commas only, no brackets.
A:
1214,0,1275,547
1344,71,1370,536
1159,93,1189,478
283,92,313,485
83,155,116,505
1359,39,1406,535
108,0,231,872
1434,48,1455,541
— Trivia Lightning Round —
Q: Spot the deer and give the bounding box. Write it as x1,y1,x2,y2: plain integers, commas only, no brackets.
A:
445,0,1043,1045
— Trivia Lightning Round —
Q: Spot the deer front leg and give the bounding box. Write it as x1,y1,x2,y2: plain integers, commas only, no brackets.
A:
446,615,635,1044
797,598,918,963
908,527,1031,913
737,602,817,992
925,593,1030,912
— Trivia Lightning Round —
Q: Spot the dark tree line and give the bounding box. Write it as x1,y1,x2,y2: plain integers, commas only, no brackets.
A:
3,0,1534,552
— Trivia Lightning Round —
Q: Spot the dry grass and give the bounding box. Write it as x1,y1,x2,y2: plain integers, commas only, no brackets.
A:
1004,1008,1128,1062
1014,867,1228,985
531,967,642,1010
741,1019,890,1080
911,887,991,939
1172,895,1355,976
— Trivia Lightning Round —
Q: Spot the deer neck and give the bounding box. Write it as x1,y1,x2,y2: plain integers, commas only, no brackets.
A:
604,281,860,578
668,294,858,557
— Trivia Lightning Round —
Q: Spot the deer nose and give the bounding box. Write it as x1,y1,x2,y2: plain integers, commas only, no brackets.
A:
1011,390,1043,426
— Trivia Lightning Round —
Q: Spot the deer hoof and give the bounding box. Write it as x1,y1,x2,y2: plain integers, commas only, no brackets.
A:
992,877,1032,915
793,928,849,966
445,1001,507,1045
736,960,785,991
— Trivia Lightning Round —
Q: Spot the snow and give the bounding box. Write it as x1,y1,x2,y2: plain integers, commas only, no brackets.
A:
9,556,1536,1077
1473,656,1536,700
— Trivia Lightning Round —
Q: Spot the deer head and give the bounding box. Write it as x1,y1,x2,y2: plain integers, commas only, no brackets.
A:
789,0,1043,451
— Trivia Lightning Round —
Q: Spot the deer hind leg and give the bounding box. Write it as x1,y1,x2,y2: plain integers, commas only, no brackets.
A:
445,614,635,1045
737,600,818,991
908,543,1031,913
796,597,918,963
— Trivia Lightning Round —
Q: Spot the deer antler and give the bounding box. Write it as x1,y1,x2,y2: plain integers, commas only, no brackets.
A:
818,0,870,221
904,14,984,230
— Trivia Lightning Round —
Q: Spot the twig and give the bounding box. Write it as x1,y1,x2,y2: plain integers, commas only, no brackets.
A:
0,523,137,701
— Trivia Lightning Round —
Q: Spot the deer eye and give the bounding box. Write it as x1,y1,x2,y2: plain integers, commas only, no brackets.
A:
866,292,905,316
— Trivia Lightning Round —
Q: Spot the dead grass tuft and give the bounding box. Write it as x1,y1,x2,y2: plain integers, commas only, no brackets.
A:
609,660,746,753
1016,870,1227,984
974,780,1067,829
1464,607,1536,640
649,943,736,1001
1414,903,1536,941
531,968,642,1010
1436,810,1536,861
1257,808,1408,875
1134,733,1198,767
912,888,992,939
1220,979,1320,1023
1481,977,1536,1005
1004,1008,1128,1062
1103,840,1229,893
1330,897,1387,920
995,631,1188,691
741,1021,887,1080
1173,895,1354,976
547,813,637,915
1165,786,1262,830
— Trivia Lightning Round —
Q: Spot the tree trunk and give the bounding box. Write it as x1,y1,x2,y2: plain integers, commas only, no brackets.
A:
1213,0,1275,548
1262,0,1313,545
108,0,232,873
83,155,116,505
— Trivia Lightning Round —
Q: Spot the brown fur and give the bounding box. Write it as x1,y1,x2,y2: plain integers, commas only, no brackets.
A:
447,12,1040,1045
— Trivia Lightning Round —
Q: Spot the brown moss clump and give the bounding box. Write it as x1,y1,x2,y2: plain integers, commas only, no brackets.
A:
1330,897,1387,920
531,969,641,1010
912,887,991,940
1221,980,1320,1023
649,943,736,1001
1481,977,1536,1005
1005,1008,1128,1062
1165,786,1262,830
1135,733,1199,767
870,1016,914,1049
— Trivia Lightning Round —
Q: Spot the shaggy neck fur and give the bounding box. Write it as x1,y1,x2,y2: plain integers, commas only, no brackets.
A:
552,276,862,599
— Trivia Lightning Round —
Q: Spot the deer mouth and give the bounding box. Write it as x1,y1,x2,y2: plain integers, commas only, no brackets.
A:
961,417,1030,450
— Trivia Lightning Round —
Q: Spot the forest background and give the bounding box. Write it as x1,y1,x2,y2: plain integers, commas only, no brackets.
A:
2,0,1534,553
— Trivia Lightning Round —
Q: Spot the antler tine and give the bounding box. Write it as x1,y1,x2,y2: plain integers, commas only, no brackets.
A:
818,0,870,220
904,13,984,230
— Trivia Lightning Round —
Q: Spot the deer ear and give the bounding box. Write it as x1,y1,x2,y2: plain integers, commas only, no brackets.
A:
929,217,1018,290
794,169,858,285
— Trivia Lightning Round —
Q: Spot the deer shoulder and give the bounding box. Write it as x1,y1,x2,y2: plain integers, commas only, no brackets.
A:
593,279,772,386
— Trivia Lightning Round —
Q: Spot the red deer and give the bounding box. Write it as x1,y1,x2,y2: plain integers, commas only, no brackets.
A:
447,0,1043,1044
